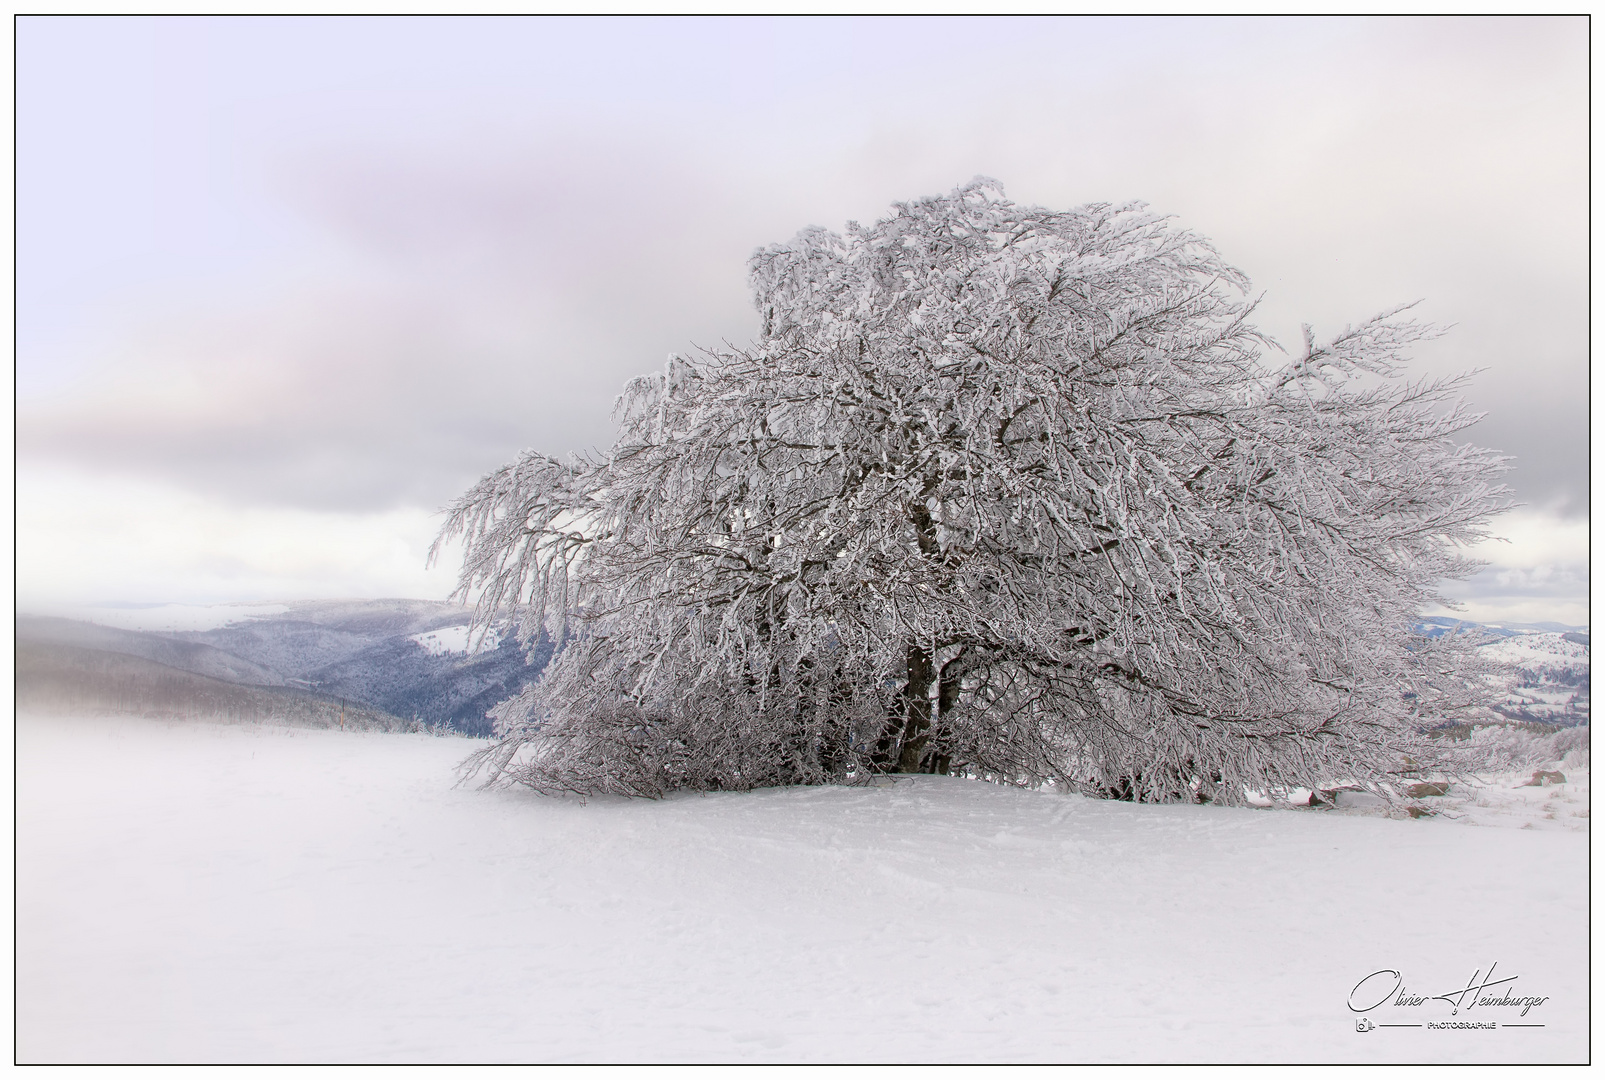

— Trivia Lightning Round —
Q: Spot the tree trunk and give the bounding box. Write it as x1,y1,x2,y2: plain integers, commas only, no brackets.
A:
885,495,948,773
894,642,935,772
871,644,966,774
925,651,965,775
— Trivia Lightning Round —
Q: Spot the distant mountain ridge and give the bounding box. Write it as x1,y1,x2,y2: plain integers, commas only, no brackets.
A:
16,599,552,735
16,640,412,732
1417,615,1589,641
18,616,287,686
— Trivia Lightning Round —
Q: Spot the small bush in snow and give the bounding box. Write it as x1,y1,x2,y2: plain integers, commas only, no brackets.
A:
1449,724,1590,775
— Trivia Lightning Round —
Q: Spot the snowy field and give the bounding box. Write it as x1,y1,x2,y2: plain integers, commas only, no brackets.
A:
407,623,502,657
17,713,1588,1064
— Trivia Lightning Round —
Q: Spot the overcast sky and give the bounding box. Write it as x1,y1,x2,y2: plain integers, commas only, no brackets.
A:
16,15,1589,625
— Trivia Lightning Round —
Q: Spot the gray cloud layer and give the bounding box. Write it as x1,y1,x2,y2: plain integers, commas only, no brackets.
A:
19,17,1588,523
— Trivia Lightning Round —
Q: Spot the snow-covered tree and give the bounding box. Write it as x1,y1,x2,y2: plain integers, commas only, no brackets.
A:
436,180,1508,802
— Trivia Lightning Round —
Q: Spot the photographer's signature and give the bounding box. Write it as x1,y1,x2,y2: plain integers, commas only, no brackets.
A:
1348,964,1549,1032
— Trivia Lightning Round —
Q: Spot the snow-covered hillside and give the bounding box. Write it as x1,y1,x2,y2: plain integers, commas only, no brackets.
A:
1419,620,1590,726
1484,632,1590,725
1483,631,1589,675
49,602,292,633
17,713,1586,1064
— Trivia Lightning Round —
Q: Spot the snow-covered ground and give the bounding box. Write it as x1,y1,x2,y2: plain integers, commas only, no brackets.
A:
17,713,1587,1063
408,623,501,657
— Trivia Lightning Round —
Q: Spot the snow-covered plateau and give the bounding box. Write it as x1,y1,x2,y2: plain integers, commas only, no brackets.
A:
408,623,502,657
17,712,1587,1064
